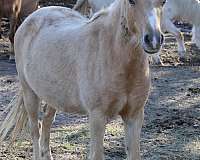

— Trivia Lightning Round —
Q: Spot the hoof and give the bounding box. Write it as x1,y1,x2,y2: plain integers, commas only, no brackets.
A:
150,59,164,66
179,57,188,63
9,53,15,61
155,60,164,66
40,152,53,160
9,58,15,64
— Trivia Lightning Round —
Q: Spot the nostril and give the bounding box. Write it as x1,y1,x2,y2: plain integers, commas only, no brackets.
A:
144,34,151,44
160,34,164,45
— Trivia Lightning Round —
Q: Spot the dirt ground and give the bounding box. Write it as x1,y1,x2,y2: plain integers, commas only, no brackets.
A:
0,2,200,160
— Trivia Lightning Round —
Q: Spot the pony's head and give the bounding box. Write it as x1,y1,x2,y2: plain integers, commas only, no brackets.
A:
125,0,165,53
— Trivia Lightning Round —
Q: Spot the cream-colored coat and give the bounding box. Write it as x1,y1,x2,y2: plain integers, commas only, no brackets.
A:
0,0,163,159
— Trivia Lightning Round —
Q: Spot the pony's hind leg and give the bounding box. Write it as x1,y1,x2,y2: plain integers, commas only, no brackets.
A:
121,108,144,160
89,109,106,160
40,105,56,160
22,84,40,160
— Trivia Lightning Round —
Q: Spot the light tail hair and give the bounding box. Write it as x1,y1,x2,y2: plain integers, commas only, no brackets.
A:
0,90,28,145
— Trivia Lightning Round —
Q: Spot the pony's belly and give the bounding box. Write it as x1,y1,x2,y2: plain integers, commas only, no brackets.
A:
45,97,86,114
42,93,87,114
25,70,85,114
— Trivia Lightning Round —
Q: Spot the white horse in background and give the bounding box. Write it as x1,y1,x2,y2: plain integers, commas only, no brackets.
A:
152,0,200,64
0,0,164,159
73,0,114,15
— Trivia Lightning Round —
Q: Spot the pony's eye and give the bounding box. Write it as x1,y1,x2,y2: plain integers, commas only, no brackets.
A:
129,0,136,6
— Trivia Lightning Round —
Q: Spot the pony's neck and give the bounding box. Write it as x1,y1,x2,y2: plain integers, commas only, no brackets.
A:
105,0,143,57
101,0,148,69
89,0,133,45
88,0,148,77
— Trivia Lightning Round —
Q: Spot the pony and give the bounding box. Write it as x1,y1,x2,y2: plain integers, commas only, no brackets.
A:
0,0,164,159
0,0,38,60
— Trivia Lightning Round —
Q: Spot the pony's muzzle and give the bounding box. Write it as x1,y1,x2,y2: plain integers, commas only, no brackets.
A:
143,32,164,54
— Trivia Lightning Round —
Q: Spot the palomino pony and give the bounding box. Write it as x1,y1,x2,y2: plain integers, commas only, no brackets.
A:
0,0,164,159
0,0,38,59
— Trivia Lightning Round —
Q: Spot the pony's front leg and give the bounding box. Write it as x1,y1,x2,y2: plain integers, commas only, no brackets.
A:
40,105,56,160
89,110,106,160
122,108,144,160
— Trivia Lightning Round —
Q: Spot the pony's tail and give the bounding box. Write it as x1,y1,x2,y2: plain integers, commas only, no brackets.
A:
0,90,28,144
